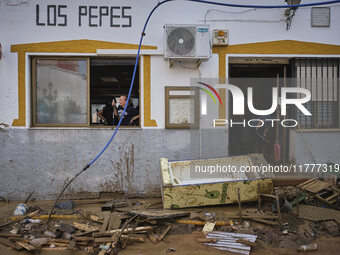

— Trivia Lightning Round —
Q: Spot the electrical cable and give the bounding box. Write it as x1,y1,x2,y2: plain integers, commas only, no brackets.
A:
48,0,340,221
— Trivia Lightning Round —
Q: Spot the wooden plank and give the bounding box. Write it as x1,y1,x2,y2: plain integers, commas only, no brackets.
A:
197,238,218,243
251,218,279,226
74,230,98,237
127,209,190,219
72,198,112,205
74,237,94,242
325,193,338,201
93,226,154,237
147,230,159,243
41,247,68,251
82,212,104,223
0,233,22,238
72,222,100,232
8,237,29,243
0,237,23,250
108,212,121,230
67,239,76,250
1,210,39,228
273,178,308,186
227,215,278,220
15,241,36,251
159,225,171,241
48,242,68,247
121,235,144,243
49,239,71,244
94,237,115,243
11,213,80,221
298,178,316,188
100,211,111,232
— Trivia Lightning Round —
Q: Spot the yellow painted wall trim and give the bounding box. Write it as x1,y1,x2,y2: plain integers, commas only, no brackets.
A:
218,54,226,119
11,39,157,53
10,40,157,126
212,47,227,119
213,40,340,55
12,52,26,126
143,55,157,127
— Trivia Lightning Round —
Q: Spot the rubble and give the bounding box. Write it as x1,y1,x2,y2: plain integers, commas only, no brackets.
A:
205,231,257,255
297,243,318,252
0,179,339,254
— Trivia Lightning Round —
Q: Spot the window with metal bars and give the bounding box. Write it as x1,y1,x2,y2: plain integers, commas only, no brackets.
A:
295,58,339,129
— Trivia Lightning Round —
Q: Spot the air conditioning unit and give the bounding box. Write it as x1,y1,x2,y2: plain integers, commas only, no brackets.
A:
164,24,211,60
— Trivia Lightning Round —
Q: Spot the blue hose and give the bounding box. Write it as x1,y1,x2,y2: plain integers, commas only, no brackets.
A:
88,0,340,167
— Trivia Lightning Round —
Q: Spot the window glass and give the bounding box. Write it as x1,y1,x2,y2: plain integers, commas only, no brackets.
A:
36,60,88,124
295,58,339,128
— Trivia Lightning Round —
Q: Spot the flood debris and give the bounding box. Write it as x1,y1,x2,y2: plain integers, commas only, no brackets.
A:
297,242,318,252
298,178,339,206
293,204,340,224
205,231,257,255
126,208,190,220
202,221,216,235
0,176,339,254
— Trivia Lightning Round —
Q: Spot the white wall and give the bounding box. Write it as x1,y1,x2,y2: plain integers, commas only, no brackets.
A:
0,0,340,127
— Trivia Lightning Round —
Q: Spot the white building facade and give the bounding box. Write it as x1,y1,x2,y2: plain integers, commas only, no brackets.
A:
0,0,339,199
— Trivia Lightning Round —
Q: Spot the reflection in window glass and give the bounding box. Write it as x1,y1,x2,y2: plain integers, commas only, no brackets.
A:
36,60,87,124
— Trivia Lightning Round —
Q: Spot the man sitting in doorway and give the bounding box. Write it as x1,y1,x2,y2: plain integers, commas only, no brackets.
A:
115,95,138,126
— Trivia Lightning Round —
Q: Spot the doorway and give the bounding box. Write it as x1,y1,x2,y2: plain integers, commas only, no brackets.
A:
228,59,292,163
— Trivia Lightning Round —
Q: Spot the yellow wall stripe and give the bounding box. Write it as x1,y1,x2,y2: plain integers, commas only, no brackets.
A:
225,40,340,55
12,52,26,126
11,39,157,53
143,55,157,127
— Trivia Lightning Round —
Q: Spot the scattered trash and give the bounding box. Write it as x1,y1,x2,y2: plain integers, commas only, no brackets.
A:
43,231,56,238
62,232,72,240
100,244,110,250
197,238,218,243
298,178,339,206
101,201,115,211
205,231,257,255
127,208,190,220
60,223,76,233
202,212,216,221
9,228,19,234
322,221,338,235
13,204,28,216
293,204,340,224
297,243,318,252
22,219,41,224
272,197,293,213
290,191,307,206
202,221,216,235
0,180,338,254
29,238,49,247
176,219,233,226
56,201,74,210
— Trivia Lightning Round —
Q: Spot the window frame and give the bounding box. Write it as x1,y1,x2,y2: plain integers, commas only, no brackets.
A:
293,58,340,129
165,86,199,129
31,56,141,128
